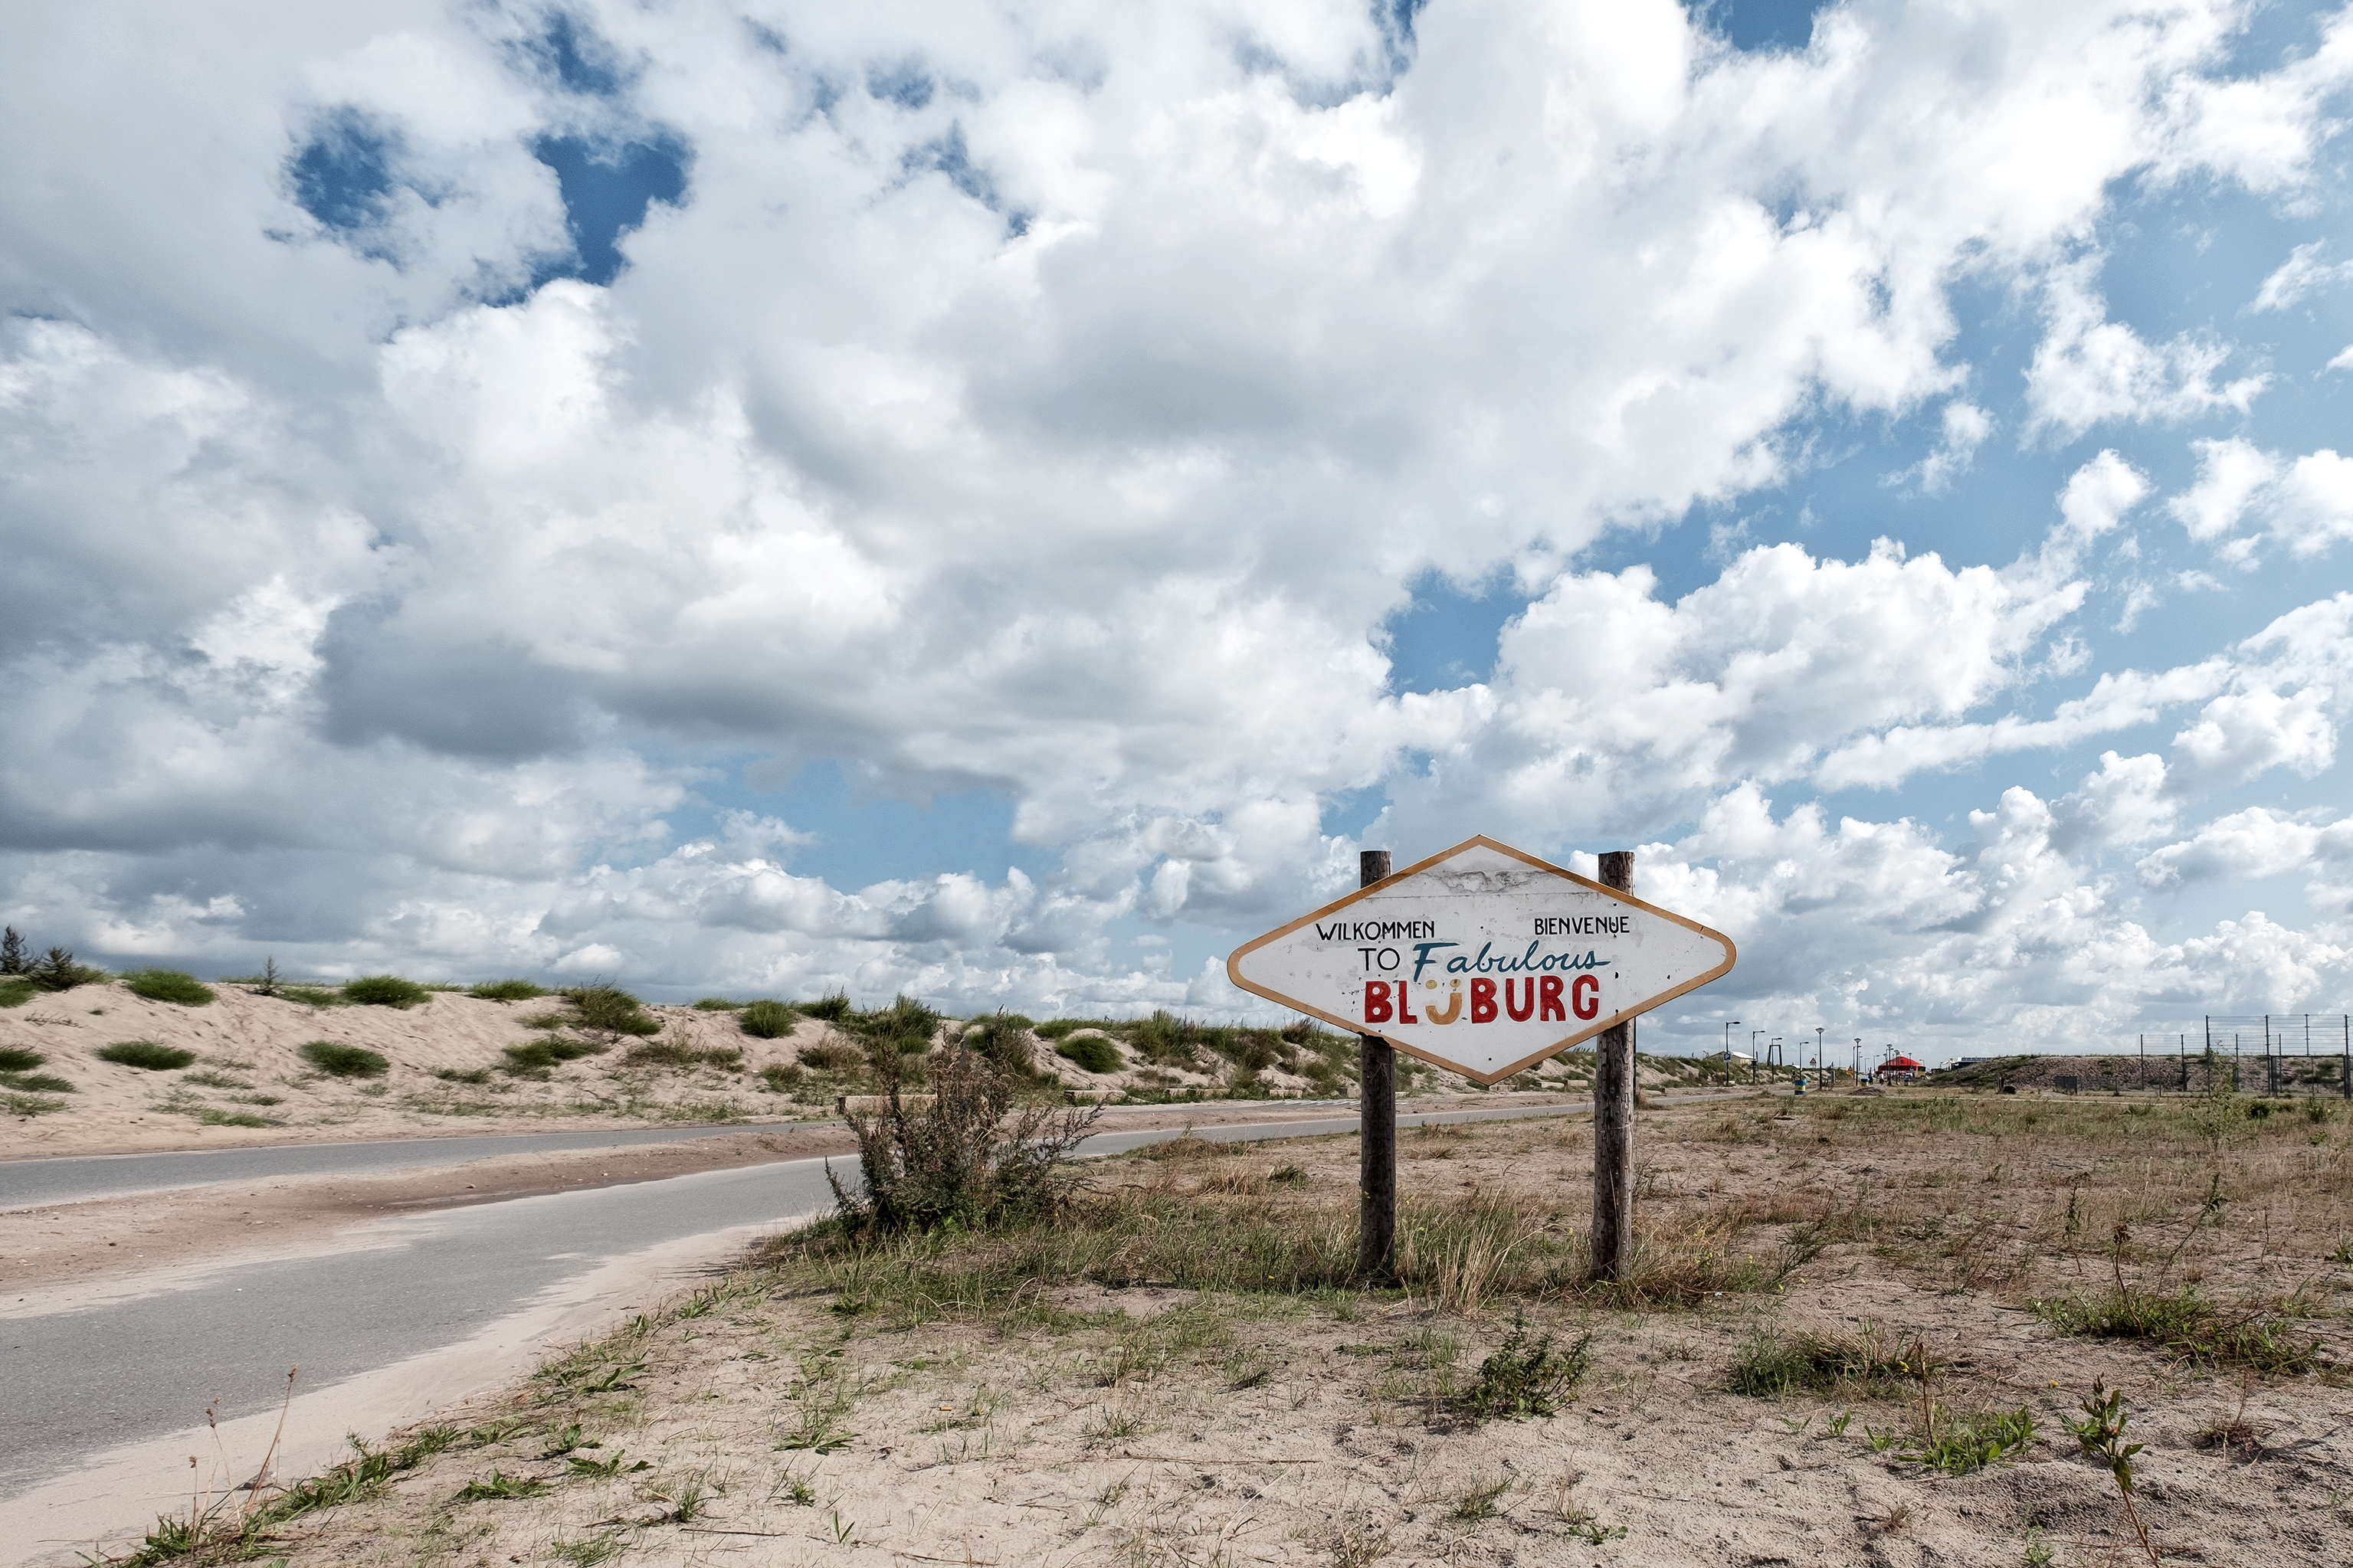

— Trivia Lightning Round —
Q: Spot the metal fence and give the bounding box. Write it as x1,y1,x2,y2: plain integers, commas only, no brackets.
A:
2118,1014,2353,1097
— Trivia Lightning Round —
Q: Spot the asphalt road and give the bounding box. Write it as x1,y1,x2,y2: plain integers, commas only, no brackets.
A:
0,1124,791,1210
1,1102,1591,1499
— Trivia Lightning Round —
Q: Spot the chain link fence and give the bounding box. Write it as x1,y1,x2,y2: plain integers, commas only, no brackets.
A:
2115,1014,2353,1098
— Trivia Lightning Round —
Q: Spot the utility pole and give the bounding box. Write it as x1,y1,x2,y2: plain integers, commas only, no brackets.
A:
1357,849,1394,1283
1589,850,1637,1284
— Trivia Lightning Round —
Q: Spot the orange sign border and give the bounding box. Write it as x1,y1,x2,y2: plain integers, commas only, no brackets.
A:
1226,835,1738,1087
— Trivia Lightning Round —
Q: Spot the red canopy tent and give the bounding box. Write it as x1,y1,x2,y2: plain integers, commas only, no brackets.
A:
1875,1055,1925,1080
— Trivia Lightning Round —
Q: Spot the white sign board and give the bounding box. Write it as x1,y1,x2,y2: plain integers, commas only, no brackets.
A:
1227,836,1736,1086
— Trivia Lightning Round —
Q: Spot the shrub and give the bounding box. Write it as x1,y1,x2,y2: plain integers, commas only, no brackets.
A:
739,1000,798,1039
0,925,21,974
827,1036,1103,1236
762,1062,806,1092
562,984,661,1037
1036,1018,1084,1040
31,947,107,991
467,979,548,1002
343,975,428,1009
694,997,745,1011
123,969,218,1007
799,1040,866,1072
1056,1035,1124,1075
97,1040,196,1071
965,1012,1040,1077
1465,1317,1593,1420
300,1041,390,1079
0,1047,44,1072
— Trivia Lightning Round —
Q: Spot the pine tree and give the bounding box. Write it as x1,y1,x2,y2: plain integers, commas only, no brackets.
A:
0,926,23,975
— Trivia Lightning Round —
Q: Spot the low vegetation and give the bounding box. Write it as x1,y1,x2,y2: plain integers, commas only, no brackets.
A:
823,1033,1099,1236
0,1044,73,1097
342,974,430,1009
96,1082,2353,1567
299,1040,391,1079
1054,1033,1124,1074
469,979,549,1002
97,1039,197,1071
736,999,796,1039
122,968,218,1006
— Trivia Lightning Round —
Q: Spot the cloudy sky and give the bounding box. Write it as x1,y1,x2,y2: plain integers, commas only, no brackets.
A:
3,0,2351,1058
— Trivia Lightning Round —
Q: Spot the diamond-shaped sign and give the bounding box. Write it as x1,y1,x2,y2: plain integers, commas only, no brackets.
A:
1228,836,1737,1085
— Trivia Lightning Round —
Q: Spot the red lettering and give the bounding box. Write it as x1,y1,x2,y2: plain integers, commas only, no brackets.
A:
1503,977,1535,1022
1571,974,1599,1020
1400,984,1419,1024
1365,980,1393,1024
1539,974,1565,1021
1470,977,1498,1023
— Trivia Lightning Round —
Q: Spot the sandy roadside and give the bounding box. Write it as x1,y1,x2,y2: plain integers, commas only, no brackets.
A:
0,1093,1634,1310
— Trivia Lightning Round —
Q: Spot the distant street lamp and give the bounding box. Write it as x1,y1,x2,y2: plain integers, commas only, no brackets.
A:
1723,1020,1740,1061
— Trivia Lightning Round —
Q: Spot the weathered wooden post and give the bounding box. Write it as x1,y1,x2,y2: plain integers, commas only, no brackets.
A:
1589,849,1635,1283
1358,849,1396,1283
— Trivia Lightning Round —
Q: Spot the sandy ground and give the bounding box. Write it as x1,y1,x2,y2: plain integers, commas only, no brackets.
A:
69,1089,2353,1568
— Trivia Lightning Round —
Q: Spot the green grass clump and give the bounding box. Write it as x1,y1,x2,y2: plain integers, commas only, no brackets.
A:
762,1062,805,1092
1055,1035,1124,1075
799,991,854,1023
562,984,660,1036
277,984,349,1007
695,997,743,1011
2030,1286,2315,1372
119,1426,474,1568
621,1039,743,1071
300,1040,390,1079
1034,1018,1084,1040
738,1000,798,1039
467,979,549,1002
798,1040,865,1072
1,1071,73,1093
97,1039,197,1071
7,1092,68,1115
343,974,429,1008
0,1046,44,1072
193,1106,280,1128
0,977,34,1008
503,1038,608,1072
121,969,218,1006
1726,1326,1909,1397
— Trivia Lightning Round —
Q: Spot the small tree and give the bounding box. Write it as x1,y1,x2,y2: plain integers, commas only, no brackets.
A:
827,1036,1101,1236
0,927,24,975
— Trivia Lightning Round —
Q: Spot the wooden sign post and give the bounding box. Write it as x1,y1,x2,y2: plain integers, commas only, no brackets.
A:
1357,849,1396,1282
1229,836,1735,1287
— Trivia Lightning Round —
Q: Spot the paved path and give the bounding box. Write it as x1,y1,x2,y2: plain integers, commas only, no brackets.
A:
0,1100,1609,1521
